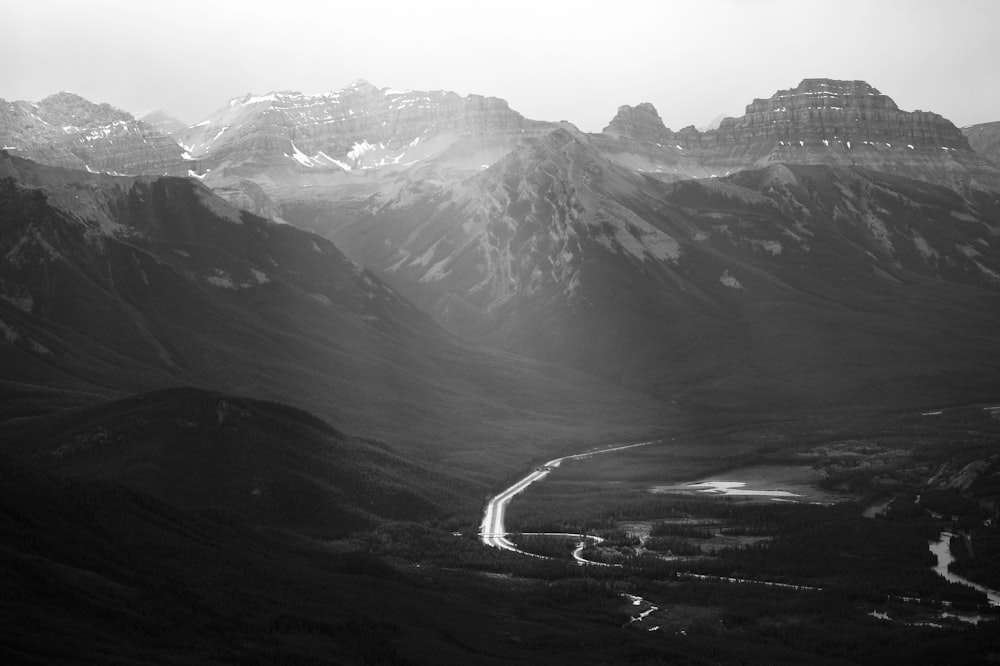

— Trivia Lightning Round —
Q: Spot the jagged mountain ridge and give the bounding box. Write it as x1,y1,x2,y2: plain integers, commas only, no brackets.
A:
4,78,998,222
178,79,555,180
184,77,1000,213
0,92,188,175
0,151,670,472
597,79,1000,192
167,79,559,220
316,128,1000,415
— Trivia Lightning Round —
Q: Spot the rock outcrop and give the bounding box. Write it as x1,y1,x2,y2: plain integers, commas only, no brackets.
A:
0,92,187,176
596,79,1000,192
712,78,967,149
603,102,672,144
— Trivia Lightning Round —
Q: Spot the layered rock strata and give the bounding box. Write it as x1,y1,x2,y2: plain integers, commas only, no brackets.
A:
0,92,187,175
178,80,555,179
599,79,1000,191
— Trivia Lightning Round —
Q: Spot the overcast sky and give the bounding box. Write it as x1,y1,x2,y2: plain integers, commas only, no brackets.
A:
2,0,998,131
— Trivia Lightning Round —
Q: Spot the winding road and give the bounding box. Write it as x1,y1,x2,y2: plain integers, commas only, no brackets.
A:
479,440,656,558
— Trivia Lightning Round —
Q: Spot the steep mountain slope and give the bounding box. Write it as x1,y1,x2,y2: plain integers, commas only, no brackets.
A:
0,152,671,476
964,120,1000,166
173,80,556,221
0,92,187,175
596,79,1000,192
321,128,1000,416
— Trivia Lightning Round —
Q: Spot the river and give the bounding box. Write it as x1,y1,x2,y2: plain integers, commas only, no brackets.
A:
928,531,1000,607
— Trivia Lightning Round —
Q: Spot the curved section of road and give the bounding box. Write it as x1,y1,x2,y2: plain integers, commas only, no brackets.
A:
479,440,656,560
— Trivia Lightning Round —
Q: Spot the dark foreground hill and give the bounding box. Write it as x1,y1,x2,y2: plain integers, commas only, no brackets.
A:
0,387,470,535
0,454,702,665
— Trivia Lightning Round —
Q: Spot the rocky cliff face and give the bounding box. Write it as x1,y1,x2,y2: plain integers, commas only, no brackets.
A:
604,102,673,144
168,80,560,221
597,79,1000,192
0,92,187,176
715,78,967,149
178,80,554,181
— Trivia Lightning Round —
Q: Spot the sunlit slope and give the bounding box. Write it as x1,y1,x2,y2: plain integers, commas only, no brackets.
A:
325,129,1000,416
0,152,672,474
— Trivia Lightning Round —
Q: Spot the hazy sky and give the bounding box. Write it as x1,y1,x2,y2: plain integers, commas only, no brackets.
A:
3,0,998,131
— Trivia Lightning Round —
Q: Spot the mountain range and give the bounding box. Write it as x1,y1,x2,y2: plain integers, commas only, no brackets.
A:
2,76,1000,663
3,74,999,444
6,78,1000,213
0,150,668,478
327,131,1000,415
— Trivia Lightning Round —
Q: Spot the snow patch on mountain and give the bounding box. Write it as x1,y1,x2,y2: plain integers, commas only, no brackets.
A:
315,151,351,170
289,142,314,167
348,140,380,164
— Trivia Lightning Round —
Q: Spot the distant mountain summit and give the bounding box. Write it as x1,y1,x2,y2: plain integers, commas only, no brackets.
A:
0,92,187,175
139,109,188,136
731,78,964,146
597,78,1000,191
177,79,554,181
603,102,672,144
4,78,999,226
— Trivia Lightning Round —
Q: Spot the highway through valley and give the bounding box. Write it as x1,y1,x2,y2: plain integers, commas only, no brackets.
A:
478,440,656,558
